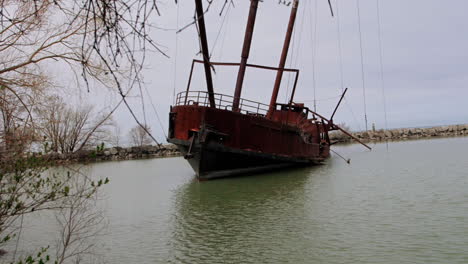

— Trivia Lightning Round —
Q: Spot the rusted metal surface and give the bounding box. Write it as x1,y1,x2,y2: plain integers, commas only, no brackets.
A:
192,59,300,73
268,0,299,118
170,105,326,159
233,0,259,112
171,91,333,161
298,105,372,150
176,91,269,115
194,0,216,108
188,60,300,103
288,70,300,104
169,137,311,180
184,60,196,105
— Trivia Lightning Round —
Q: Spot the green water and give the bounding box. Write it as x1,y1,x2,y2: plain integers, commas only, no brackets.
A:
7,137,468,263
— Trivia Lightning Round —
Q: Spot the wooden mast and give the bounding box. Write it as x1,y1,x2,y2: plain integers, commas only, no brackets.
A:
194,0,216,108
232,0,260,112
267,0,299,118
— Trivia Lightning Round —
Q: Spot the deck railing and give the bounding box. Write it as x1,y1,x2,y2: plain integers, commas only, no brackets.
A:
175,91,270,116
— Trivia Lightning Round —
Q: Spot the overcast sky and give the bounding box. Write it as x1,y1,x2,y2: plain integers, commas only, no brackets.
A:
82,0,468,143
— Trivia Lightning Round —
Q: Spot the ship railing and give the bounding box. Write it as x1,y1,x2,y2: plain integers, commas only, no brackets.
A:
175,91,270,116
275,103,329,126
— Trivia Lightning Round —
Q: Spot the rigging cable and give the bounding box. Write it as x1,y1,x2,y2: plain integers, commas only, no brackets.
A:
286,0,307,103
292,0,307,92
335,0,344,92
216,2,232,61
303,93,344,102
309,0,318,112
136,1,148,127
214,1,232,87
138,84,148,127
356,0,369,131
335,0,362,131
284,2,298,103
210,1,232,59
144,84,168,139
376,0,388,131
172,2,180,105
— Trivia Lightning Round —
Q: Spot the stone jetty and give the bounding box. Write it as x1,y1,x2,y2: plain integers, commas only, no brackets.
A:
330,124,468,142
45,144,181,164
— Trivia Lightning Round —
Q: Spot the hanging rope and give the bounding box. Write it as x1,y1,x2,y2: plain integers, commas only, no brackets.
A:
310,0,318,112
335,0,344,92
303,94,343,102
356,0,368,131
172,2,180,105
376,0,388,131
214,4,232,87
143,85,168,139
335,0,362,131
138,86,148,127
217,5,231,61
291,0,307,89
210,1,232,59
285,0,306,103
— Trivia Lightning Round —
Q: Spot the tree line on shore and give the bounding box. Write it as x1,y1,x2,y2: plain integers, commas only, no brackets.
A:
1,90,155,156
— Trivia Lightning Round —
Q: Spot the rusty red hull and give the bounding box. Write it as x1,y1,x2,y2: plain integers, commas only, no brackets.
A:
168,104,330,180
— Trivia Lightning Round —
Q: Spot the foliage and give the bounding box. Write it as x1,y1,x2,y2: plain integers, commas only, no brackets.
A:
128,125,153,147
0,152,108,263
54,171,107,264
36,96,114,154
0,85,41,153
11,247,50,264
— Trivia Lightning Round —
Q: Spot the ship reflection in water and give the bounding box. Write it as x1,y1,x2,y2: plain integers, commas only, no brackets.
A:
169,166,320,263
165,138,468,263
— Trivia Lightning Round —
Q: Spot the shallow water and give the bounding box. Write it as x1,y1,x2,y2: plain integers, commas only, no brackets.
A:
7,137,468,263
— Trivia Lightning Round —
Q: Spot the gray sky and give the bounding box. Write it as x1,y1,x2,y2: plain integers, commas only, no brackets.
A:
86,0,468,143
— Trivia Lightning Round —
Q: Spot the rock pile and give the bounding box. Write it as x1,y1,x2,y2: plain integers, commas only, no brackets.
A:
330,124,468,142
45,144,181,163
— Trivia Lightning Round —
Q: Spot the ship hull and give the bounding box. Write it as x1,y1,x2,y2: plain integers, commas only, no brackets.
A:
169,138,319,180
168,104,330,180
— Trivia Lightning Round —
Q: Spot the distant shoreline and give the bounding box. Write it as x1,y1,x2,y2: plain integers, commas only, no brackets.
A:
43,144,182,165
37,124,468,165
331,124,468,144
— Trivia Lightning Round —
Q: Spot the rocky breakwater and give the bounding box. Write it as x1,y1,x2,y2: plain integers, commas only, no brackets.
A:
330,124,468,143
46,144,182,164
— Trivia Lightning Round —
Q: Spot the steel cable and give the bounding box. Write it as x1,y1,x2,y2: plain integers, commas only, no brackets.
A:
356,0,369,131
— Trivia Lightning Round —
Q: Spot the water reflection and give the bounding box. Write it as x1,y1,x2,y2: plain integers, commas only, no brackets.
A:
165,138,468,263
10,138,468,264
169,166,325,263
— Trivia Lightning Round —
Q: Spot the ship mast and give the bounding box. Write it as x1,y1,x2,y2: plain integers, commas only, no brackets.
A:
194,0,216,108
267,0,299,118
232,0,260,112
